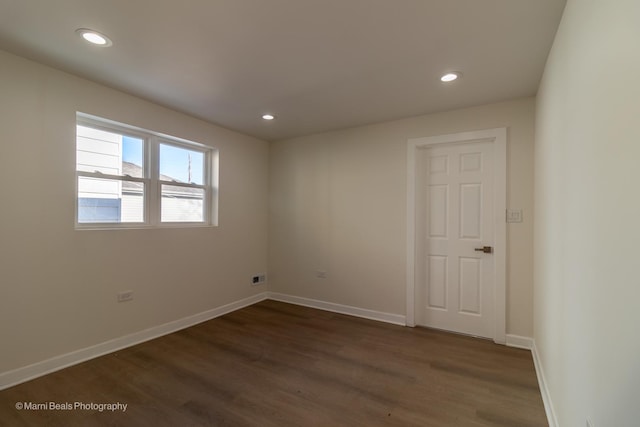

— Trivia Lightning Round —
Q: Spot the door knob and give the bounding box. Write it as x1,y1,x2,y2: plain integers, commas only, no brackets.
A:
474,246,493,254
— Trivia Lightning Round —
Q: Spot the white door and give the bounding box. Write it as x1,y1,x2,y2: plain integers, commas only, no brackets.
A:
415,141,495,338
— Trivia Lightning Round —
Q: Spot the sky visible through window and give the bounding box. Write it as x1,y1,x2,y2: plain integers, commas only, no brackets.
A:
122,136,143,168
122,136,204,184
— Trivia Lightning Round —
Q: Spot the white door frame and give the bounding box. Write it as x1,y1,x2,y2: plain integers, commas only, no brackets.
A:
406,128,507,344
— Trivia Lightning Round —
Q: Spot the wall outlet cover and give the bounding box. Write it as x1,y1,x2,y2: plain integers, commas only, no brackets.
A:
251,274,267,286
117,290,133,302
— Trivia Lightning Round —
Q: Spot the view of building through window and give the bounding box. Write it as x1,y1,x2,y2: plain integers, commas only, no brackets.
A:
76,123,209,225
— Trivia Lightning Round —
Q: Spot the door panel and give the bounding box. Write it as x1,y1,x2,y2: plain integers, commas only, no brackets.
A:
460,183,482,239
459,257,481,314
428,256,448,309
428,185,448,238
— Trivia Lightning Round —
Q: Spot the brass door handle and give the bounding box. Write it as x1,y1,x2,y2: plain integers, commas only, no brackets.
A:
474,246,493,254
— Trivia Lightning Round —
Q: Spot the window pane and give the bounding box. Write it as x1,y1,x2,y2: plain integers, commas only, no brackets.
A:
159,144,204,185
161,184,204,222
78,177,144,223
76,125,143,177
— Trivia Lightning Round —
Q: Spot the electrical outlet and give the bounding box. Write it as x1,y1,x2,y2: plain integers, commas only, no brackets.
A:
251,274,267,286
316,270,327,279
117,290,133,302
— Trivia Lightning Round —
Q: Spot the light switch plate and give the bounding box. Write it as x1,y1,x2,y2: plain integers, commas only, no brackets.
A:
506,209,523,223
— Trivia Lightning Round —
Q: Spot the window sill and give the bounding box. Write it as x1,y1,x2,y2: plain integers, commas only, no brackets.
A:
75,223,218,231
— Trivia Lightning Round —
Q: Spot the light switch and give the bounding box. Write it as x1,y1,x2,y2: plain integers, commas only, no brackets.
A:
506,209,523,223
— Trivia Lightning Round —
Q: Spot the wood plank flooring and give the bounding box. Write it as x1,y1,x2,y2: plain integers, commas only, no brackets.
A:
0,300,548,426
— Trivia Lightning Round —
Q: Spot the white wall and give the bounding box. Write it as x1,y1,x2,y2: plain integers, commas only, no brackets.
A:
0,50,269,375
270,97,535,337
534,0,640,425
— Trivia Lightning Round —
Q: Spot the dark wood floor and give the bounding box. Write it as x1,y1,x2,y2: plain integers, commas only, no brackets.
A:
0,300,547,426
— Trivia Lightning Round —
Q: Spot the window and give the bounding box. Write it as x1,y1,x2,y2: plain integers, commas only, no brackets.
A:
75,114,218,228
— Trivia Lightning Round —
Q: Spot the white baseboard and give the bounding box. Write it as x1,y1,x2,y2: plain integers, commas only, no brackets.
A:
267,292,406,326
0,292,268,391
506,335,558,427
505,334,534,350
531,340,559,427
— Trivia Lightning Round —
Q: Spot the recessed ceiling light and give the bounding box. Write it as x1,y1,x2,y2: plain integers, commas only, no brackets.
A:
262,114,275,121
440,72,461,82
76,28,112,47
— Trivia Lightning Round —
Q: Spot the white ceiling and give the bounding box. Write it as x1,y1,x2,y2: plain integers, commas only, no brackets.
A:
0,0,566,141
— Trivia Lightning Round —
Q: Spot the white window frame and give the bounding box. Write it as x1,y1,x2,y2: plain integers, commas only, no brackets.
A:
75,113,219,229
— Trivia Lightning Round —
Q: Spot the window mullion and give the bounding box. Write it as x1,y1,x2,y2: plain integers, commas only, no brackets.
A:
148,137,160,226
210,149,219,226
204,149,212,226
202,150,209,225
